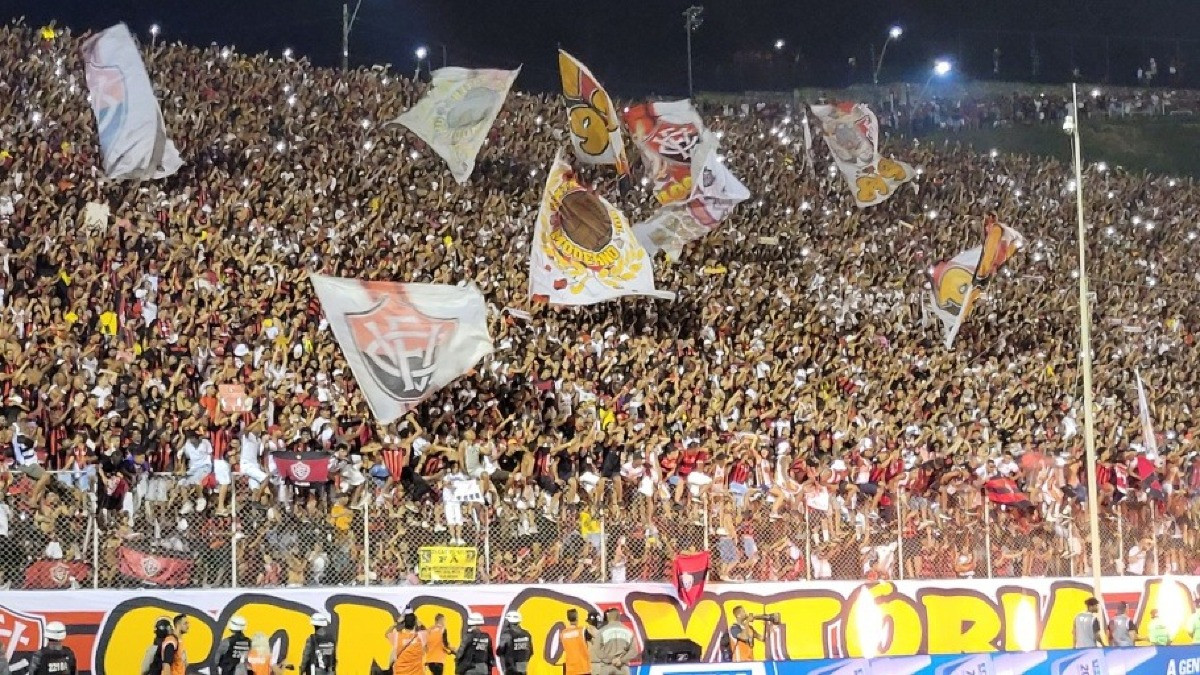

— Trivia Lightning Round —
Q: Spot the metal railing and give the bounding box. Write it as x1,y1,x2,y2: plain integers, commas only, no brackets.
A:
4,469,1191,589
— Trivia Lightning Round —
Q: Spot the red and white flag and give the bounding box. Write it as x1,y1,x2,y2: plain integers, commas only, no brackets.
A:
23,560,91,589
117,546,194,587
310,275,494,423
271,451,332,484
671,551,711,608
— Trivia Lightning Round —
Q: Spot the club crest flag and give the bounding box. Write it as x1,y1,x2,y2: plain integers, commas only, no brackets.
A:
928,219,1024,348
624,99,714,205
633,148,750,260
393,66,520,184
310,274,494,422
117,546,193,587
810,102,912,208
558,50,629,174
671,551,711,608
529,152,674,304
80,23,182,181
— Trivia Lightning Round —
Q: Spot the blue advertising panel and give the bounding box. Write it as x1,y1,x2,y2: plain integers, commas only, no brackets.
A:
635,645,1200,675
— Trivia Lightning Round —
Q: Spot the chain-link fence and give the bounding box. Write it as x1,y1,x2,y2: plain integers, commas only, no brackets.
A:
5,470,1196,589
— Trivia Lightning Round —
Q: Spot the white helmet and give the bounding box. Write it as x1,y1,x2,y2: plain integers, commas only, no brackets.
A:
467,612,484,626
504,611,522,624
46,621,67,641
311,612,331,627
229,616,248,631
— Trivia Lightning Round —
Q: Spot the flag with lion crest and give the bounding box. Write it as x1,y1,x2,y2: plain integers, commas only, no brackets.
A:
810,102,913,207
528,151,674,305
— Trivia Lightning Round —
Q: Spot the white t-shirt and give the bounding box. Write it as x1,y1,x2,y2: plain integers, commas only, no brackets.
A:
182,438,214,472
240,433,263,469
1126,546,1148,575
0,501,11,537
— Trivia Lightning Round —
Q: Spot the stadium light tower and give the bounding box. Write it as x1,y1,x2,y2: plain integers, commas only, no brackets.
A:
341,0,364,71
684,6,704,98
414,45,428,79
149,23,160,48
774,39,785,51
1064,83,1105,609
933,59,952,77
873,25,903,85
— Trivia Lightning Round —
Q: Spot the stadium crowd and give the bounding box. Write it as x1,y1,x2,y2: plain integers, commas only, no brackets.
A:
1,21,1200,590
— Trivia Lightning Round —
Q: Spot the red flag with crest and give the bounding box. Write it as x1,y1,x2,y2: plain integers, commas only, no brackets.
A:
271,451,332,484
671,551,711,608
117,546,194,587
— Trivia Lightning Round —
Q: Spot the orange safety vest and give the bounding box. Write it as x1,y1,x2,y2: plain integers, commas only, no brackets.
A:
425,627,448,664
161,636,188,675
732,627,754,662
247,652,272,675
560,626,590,675
392,629,426,675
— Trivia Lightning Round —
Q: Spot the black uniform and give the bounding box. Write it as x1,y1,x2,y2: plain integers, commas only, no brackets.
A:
496,625,532,675
217,631,253,675
454,628,494,675
28,644,76,675
299,628,337,675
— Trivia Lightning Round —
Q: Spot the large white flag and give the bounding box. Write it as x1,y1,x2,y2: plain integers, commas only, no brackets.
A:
633,148,749,259
1136,369,1158,455
810,103,911,208
80,24,182,181
393,66,520,184
558,50,629,174
529,151,674,304
310,274,493,423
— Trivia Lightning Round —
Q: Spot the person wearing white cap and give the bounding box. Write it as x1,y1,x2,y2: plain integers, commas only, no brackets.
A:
454,613,493,675
299,612,336,675
28,621,75,675
497,612,531,675
216,616,252,675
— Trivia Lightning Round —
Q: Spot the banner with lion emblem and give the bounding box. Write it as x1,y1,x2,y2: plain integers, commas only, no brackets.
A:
80,23,182,181
529,152,675,304
392,66,520,184
810,102,911,208
310,274,494,422
558,50,629,174
928,218,1024,348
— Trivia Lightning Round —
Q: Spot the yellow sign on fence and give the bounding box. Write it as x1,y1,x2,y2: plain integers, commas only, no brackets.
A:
417,546,478,582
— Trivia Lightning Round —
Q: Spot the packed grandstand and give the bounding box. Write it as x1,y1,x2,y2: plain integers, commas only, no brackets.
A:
1,21,1199,592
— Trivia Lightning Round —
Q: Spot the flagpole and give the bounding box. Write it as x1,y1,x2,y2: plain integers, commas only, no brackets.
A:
1067,83,1104,606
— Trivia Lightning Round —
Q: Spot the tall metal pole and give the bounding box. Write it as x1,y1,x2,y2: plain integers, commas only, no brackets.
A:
341,3,349,71
1068,83,1104,604
686,20,694,98
684,7,702,98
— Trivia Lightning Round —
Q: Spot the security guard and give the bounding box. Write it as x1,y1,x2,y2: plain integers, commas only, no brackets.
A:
160,615,192,675
143,618,173,675
1149,609,1172,645
299,613,337,675
496,612,532,675
559,610,592,675
454,613,493,675
217,616,253,675
1073,598,1103,648
591,609,636,675
28,621,76,675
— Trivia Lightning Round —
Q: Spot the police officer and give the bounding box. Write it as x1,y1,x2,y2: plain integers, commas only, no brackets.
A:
1073,598,1103,648
217,616,253,675
299,612,337,675
28,621,76,675
454,612,494,675
496,612,531,675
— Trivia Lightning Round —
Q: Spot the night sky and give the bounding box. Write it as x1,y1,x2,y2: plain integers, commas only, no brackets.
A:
8,0,1200,93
